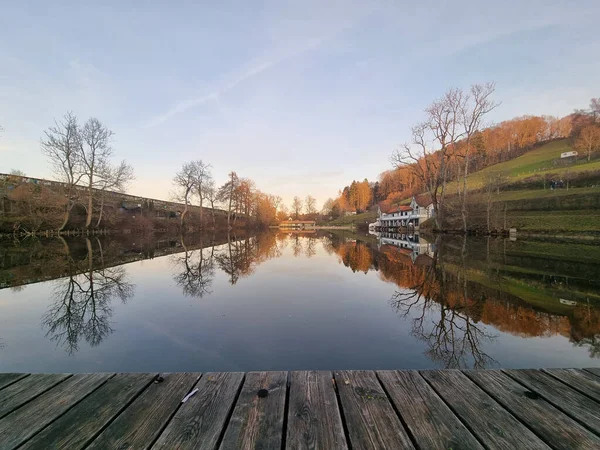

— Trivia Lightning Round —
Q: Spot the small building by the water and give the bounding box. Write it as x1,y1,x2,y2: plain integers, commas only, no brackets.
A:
279,220,316,230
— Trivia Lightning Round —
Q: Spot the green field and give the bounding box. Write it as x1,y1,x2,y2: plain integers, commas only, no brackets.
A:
450,139,600,193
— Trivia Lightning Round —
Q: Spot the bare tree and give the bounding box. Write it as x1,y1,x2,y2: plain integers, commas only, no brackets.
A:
173,162,198,229
9,169,26,176
194,160,212,228
591,98,600,123
205,178,218,228
41,112,84,231
95,160,134,228
392,124,443,228
483,172,505,233
321,198,335,215
459,83,499,232
305,195,317,215
291,196,303,219
80,118,114,230
217,171,239,229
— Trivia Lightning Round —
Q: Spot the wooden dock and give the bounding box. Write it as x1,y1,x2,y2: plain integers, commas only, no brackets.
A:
1,369,600,449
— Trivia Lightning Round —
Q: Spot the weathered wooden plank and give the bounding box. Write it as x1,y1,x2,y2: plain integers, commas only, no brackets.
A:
505,369,600,435
584,367,600,378
153,372,244,450
19,373,156,450
465,370,600,450
377,370,483,450
543,368,600,403
0,373,112,450
219,371,287,450
421,370,549,449
87,373,201,450
0,373,70,419
334,370,414,450
287,371,348,450
0,373,29,391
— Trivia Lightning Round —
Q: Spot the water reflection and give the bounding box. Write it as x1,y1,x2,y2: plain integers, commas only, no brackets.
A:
1,230,599,368
42,238,135,354
171,236,215,298
387,237,497,369
333,231,600,365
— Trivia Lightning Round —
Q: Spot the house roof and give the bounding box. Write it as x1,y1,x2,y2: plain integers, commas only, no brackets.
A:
413,193,433,207
382,204,413,214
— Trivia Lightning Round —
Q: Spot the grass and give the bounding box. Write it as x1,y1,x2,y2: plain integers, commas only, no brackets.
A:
322,210,378,226
492,186,600,202
445,139,600,194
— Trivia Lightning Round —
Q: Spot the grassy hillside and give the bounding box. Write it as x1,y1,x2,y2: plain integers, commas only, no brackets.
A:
426,139,600,234
450,139,600,193
320,210,377,226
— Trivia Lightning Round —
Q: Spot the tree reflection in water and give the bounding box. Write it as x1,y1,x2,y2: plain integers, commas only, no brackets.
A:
0,230,596,363
171,236,215,298
389,241,498,369
42,238,134,354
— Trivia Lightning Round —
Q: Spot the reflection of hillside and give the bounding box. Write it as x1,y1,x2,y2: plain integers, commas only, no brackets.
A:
328,233,600,360
0,232,237,290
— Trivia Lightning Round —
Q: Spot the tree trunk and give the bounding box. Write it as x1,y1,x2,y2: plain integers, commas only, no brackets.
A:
227,181,233,229
487,200,492,233
59,185,73,232
86,187,93,229
96,191,105,228
461,150,469,233
59,207,70,232
210,200,216,228
180,204,188,229
199,187,204,228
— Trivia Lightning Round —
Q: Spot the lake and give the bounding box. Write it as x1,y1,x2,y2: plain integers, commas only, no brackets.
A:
1,230,599,373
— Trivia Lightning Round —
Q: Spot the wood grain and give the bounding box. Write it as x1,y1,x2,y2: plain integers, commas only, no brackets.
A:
88,373,201,450
334,370,414,450
465,370,600,450
583,367,600,378
0,373,70,419
19,373,156,450
0,373,112,450
543,368,600,402
421,370,549,449
153,372,244,450
378,370,483,450
219,371,287,450
505,369,600,435
286,371,348,450
0,373,29,391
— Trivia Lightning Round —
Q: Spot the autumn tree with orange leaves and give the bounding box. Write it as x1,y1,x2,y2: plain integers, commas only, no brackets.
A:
574,125,600,162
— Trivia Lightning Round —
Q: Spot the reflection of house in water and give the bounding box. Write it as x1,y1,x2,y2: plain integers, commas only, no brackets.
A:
378,232,435,263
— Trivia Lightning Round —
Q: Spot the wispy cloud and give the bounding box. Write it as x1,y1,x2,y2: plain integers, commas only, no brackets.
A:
143,60,276,128
143,6,369,129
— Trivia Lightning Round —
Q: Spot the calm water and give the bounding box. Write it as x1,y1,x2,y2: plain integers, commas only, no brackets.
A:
1,231,599,373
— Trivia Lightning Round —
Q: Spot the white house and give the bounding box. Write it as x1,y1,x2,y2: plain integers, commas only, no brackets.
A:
374,194,435,229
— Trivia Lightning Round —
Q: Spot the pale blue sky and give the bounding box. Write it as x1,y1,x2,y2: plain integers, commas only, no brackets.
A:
1,0,599,208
